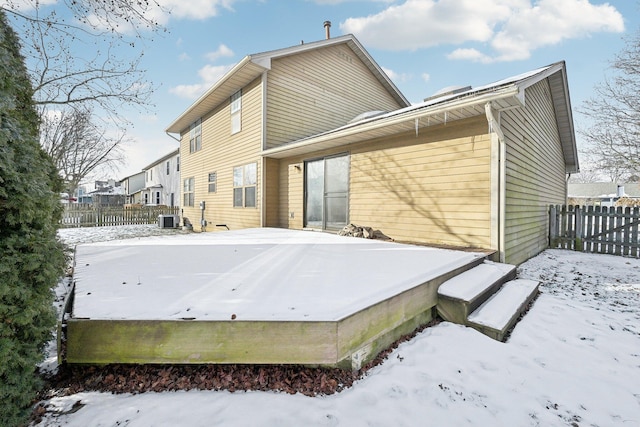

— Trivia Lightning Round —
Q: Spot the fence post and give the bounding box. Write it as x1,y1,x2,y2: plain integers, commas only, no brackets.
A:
574,205,583,252
549,204,557,248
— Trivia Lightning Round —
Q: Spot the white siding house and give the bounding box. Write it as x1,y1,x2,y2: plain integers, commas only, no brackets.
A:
141,149,180,207
120,171,145,204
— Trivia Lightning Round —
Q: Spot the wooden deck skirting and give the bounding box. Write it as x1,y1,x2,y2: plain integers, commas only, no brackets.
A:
64,256,484,369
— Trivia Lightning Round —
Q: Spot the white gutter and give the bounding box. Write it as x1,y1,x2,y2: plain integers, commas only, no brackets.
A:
485,102,506,263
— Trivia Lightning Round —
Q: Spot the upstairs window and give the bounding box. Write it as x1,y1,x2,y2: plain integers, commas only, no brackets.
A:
233,163,256,208
177,156,180,171
189,119,202,153
230,90,241,134
166,161,170,175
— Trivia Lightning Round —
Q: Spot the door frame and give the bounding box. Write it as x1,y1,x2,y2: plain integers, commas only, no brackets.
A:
303,152,350,230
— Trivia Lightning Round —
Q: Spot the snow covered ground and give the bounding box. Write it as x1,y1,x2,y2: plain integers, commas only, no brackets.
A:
34,225,640,426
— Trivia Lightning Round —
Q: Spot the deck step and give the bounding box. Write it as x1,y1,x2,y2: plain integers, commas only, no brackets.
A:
436,261,516,325
467,279,539,341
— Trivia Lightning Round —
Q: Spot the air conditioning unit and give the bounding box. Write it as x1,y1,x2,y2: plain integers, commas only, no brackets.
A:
158,214,179,229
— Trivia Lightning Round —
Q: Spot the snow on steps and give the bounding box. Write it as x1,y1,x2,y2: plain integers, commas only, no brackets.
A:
467,279,539,341
437,261,517,326
436,261,539,341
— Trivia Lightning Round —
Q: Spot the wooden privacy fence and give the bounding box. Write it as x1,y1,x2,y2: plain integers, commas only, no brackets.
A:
61,204,180,228
549,205,640,257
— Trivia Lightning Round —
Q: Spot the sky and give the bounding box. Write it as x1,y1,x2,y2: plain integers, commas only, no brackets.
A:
6,0,640,181
34,224,640,426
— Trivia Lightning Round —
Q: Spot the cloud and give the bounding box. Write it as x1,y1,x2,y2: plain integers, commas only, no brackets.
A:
2,0,58,11
204,44,234,62
421,73,431,83
77,0,239,34
447,48,493,64
169,64,235,99
340,0,624,62
156,0,237,21
382,66,410,83
489,0,625,62
170,44,236,100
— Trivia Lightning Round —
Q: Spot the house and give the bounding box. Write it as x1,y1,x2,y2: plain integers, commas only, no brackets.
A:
166,33,578,265
140,148,180,207
120,171,146,205
568,182,640,207
89,180,126,206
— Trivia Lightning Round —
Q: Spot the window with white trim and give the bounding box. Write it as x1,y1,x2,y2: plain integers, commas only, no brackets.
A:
230,90,241,134
189,119,202,153
208,172,217,193
183,177,194,207
233,163,256,208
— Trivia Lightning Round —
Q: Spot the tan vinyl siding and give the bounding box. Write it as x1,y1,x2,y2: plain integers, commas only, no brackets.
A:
263,157,280,227
180,77,263,230
277,116,493,249
502,79,567,264
265,44,404,149
276,161,304,229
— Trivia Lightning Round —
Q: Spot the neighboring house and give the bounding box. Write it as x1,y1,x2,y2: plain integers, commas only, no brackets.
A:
75,185,91,204
120,171,146,205
141,148,180,207
166,34,578,265
568,182,640,207
90,182,126,207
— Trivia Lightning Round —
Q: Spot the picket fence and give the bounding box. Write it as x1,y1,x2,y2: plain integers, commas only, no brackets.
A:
60,204,180,228
549,205,640,257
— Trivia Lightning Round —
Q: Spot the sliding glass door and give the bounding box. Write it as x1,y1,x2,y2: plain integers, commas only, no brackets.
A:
304,154,349,230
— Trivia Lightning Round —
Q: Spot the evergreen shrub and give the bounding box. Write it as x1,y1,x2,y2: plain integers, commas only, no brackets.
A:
0,10,66,427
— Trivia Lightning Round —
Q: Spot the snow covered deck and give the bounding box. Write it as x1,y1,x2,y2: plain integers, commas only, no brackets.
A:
65,228,487,368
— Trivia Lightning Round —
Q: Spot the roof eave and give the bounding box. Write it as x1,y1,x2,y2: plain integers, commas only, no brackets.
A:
165,57,264,134
262,86,520,159
142,148,180,170
549,64,579,174
166,35,410,135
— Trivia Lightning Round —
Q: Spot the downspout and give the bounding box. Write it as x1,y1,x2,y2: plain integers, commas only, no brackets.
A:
260,71,268,228
485,102,506,263
165,131,181,143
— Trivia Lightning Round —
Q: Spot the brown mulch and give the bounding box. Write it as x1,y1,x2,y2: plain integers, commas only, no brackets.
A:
39,318,441,399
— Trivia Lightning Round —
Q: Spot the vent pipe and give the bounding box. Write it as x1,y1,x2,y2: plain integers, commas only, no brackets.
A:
324,21,331,39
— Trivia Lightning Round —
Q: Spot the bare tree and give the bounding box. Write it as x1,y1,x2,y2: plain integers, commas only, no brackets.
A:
40,107,127,197
580,27,640,179
1,0,165,123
